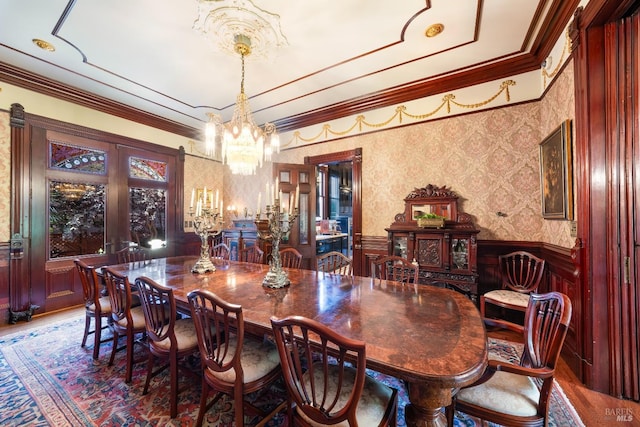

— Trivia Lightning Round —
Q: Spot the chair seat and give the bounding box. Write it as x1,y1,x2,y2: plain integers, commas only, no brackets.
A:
153,318,198,351
297,363,396,427
483,290,530,308
88,296,112,314
206,337,281,384
455,370,541,417
113,305,146,330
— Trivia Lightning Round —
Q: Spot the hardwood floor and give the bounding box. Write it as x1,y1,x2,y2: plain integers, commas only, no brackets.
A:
2,307,640,426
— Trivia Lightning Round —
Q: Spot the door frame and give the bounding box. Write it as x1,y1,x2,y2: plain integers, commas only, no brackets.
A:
305,148,362,274
9,106,183,314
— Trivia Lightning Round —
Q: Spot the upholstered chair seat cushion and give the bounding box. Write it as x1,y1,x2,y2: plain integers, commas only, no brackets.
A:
483,290,530,308
207,337,281,384
455,368,540,417
88,296,112,314
154,318,198,351
296,363,395,427
114,305,146,330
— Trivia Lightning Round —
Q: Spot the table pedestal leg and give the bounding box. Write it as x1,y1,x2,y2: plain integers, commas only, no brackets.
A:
405,382,452,427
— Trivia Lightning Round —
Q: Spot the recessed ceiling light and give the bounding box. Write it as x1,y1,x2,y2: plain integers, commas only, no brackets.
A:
425,23,444,38
32,39,55,52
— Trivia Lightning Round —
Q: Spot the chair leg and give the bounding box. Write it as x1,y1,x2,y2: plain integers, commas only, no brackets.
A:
170,353,178,418
195,379,210,427
81,313,91,348
234,387,244,427
143,352,155,395
125,331,135,383
108,329,119,367
93,316,102,359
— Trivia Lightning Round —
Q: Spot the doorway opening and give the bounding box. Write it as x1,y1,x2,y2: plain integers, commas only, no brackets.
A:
305,148,362,274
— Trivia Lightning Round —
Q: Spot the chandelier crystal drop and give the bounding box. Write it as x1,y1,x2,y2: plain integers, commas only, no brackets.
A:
205,34,279,176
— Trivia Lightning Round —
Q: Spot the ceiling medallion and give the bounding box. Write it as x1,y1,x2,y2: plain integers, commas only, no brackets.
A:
32,38,55,52
425,23,444,38
193,0,288,61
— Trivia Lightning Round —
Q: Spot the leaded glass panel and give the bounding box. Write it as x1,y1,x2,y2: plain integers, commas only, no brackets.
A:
129,157,167,181
49,141,106,174
129,187,167,248
49,181,105,258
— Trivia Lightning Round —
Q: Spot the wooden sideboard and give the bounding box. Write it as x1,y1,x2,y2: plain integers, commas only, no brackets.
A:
386,184,479,302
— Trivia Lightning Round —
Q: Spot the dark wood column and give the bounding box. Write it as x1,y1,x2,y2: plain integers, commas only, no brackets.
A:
9,103,32,313
571,0,640,398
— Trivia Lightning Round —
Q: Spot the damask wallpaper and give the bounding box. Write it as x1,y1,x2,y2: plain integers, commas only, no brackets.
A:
0,61,575,249
217,61,576,248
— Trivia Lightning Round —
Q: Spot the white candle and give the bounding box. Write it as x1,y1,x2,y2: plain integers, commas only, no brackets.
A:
257,192,262,212
210,191,214,210
279,190,283,204
190,188,195,208
275,178,279,202
265,183,270,205
203,186,207,204
215,189,219,208
220,201,223,218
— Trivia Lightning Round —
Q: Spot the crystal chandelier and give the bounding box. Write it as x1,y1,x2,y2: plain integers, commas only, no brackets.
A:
205,34,279,176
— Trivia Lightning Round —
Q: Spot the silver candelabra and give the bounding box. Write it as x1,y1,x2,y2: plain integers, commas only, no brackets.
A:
255,198,298,288
189,205,223,274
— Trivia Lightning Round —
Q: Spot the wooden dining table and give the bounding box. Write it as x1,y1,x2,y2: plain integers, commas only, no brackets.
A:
107,255,488,427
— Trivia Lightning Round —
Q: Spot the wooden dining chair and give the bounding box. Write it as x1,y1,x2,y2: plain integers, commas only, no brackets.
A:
270,315,398,426
135,276,199,418
279,247,303,269
187,289,285,427
102,267,147,383
371,255,419,284
239,245,264,264
480,251,546,329
116,245,150,265
75,259,112,360
449,292,572,427
316,251,353,276
209,242,231,260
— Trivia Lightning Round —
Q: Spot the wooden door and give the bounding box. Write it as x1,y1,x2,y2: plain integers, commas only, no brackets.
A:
607,12,640,401
273,163,316,269
28,123,179,314
31,130,115,312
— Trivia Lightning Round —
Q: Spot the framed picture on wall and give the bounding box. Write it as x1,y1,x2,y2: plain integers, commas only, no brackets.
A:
539,119,573,220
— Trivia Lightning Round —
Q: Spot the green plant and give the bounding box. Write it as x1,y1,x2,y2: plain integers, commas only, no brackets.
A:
416,213,444,219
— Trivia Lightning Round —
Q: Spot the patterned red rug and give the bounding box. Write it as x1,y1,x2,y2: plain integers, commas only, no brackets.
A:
0,316,583,426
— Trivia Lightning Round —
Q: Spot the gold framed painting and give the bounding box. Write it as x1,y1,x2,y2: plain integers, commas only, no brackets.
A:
539,119,573,220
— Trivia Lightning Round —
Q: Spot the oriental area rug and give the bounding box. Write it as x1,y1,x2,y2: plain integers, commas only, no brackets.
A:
0,316,583,426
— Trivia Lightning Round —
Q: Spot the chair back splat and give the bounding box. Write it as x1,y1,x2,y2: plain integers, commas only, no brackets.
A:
239,245,265,264
316,251,353,276
279,247,303,269
116,245,150,265
75,259,112,359
135,276,199,418
480,251,545,329
451,291,572,427
209,242,230,260
102,267,147,383
188,289,284,427
271,315,398,426
372,255,419,284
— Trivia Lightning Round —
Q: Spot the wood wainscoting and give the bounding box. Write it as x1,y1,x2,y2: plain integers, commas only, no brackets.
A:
360,236,583,381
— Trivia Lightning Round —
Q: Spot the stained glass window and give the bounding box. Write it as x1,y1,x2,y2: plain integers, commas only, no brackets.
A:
129,157,167,181
49,181,105,258
49,141,107,174
129,188,167,248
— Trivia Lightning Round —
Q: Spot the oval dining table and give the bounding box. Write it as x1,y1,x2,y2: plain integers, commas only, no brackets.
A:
107,255,488,427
